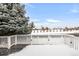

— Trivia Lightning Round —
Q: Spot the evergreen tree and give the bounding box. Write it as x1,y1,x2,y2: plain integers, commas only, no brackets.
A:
0,3,32,36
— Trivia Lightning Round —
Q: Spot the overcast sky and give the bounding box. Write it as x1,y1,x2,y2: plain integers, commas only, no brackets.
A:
25,3,79,28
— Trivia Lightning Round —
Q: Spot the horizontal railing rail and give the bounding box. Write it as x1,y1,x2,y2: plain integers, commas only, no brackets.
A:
0,34,79,50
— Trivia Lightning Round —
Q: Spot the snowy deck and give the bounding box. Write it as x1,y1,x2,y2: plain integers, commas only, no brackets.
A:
9,44,79,56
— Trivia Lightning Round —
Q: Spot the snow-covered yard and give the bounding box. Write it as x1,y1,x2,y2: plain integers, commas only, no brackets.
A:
9,44,79,56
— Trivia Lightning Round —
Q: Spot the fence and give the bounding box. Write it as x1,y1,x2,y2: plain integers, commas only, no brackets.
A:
17,35,31,44
0,34,79,50
0,35,31,49
0,36,8,48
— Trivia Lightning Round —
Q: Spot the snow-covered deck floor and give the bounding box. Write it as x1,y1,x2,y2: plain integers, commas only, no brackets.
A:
9,44,79,56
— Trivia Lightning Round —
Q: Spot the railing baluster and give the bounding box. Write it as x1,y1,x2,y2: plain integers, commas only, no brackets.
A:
8,36,11,49
15,35,17,45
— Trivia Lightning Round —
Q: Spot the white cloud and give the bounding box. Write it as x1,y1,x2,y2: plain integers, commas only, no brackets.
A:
70,9,79,13
29,19,41,28
34,23,42,28
69,5,79,13
46,19,62,23
30,19,38,22
33,22,49,28
34,22,75,29
30,18,63,28
34,22,64,29
29,19,40,23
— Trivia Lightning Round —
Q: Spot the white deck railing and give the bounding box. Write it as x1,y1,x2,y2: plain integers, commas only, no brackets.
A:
0,36,8,48
0,35,31,49
0,34,79,50
17,35,31,44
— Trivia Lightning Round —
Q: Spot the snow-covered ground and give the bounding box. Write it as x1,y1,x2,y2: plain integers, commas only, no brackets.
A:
9,44,79,56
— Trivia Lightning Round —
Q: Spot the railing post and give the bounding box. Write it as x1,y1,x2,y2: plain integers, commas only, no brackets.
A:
31,34,32,45
77,38,79,50
37,35,39,44
15,35,17,45
8,36,11,49
75,38,78,50
48,34,50,45
74,38,77,50
61,35,64,43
